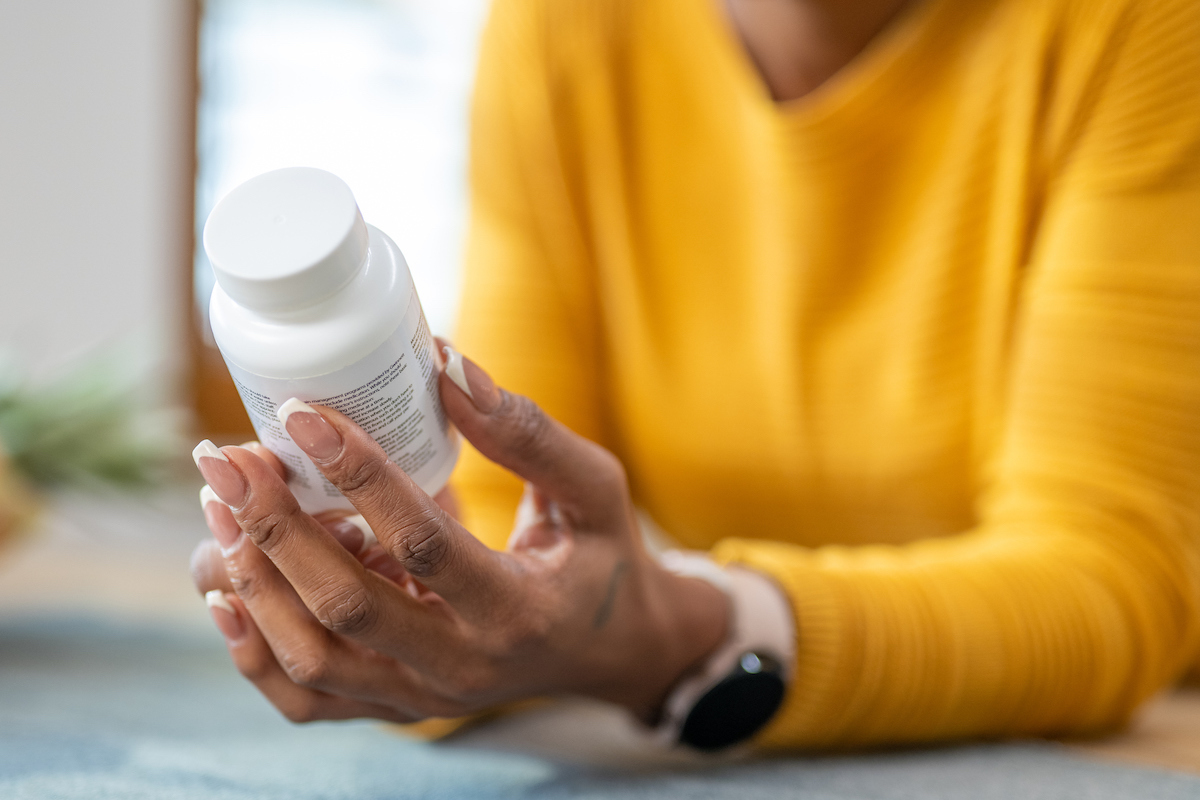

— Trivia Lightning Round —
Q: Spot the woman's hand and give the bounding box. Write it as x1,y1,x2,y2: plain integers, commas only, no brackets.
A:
189,348,728,725
193,442,462,604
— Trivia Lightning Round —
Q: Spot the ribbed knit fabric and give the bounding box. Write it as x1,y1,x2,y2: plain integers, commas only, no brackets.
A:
451,0,1200,748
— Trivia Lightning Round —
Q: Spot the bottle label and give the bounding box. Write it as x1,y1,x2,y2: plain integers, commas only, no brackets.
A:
223,292,458,513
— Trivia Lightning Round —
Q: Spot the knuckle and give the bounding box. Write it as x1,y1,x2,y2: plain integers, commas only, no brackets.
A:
501,394,552,463
331,452,390,497
189,540,226,592
281,650,331,689
313,584,379,637
226,569,265,605
480,605,551,661
234,652,272,683
393,510,450,579
239,507,293,553
507,612,552,652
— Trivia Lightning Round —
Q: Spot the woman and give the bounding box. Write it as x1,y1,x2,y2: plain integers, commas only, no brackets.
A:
192,0,1200,749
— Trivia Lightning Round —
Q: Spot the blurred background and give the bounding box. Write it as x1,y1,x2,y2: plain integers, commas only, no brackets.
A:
194,0,487,435
1,2,1199,789
0,0,486,623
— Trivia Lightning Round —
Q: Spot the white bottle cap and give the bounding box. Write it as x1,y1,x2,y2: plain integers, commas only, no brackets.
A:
203,167,370,313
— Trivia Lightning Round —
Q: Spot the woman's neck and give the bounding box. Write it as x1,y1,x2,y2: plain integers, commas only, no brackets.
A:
724,0,914,103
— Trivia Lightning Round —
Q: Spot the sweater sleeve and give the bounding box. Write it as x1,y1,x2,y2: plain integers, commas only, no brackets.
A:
713,0,1200,748
451,0,609,550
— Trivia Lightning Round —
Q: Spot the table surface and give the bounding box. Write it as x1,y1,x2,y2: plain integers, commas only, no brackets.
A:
2,489,1198,797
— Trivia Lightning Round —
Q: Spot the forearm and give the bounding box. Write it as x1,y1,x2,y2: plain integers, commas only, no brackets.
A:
714,522,1200,749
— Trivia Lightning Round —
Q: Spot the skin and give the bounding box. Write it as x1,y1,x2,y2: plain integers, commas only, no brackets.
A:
725,0,914,102
192,348,728,724
190,0,918,727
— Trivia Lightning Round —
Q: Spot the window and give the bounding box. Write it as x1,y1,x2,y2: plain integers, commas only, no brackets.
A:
195,0,489,339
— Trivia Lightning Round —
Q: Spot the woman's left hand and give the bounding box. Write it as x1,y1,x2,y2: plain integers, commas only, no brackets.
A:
190,348,727,725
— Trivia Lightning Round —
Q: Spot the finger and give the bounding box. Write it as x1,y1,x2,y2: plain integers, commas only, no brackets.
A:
213,497,454,715
439,345,626,525
275,400,520,618
240,441,287,480
315,511,376,556
433,335,453,367
193,439,458,666
191,538,234,595
315,512,419,590
207,591,425,724
507,482,567,553
196,482,250,596
208,491,448,714
433,486,461,520
203,459,423,605
209,490,391,575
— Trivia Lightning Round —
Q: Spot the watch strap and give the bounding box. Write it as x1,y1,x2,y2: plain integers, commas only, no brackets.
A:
653,552,795,747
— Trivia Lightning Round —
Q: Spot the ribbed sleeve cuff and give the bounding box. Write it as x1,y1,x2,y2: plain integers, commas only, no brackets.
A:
711,538,854,749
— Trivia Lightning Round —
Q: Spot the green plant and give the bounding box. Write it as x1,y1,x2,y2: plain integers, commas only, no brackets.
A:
0,350,181,491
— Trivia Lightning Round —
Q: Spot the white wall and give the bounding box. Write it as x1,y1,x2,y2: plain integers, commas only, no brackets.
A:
0,0,193,386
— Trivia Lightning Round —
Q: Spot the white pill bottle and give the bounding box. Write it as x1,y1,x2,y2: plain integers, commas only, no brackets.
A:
203,167,458,513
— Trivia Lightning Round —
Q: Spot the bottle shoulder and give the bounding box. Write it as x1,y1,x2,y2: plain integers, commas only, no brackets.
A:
209,226,415,380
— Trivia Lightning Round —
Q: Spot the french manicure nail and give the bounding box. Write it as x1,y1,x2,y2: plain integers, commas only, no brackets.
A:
206,590,245,640
442,346,501,413
277,398,342,461
199,484,227,510
192,440,248,507
192,439,228,467
202,490,242,549
276,397,315,426
206,589,234,614
443,346,473,399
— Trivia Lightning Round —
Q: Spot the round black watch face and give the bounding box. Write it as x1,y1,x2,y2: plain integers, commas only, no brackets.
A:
679,652,785,751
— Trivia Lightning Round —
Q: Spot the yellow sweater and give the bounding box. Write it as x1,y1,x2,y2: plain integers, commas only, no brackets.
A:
452,0,1200,748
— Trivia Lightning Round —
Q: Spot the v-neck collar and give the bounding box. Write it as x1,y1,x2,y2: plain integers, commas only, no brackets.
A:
697,0,959,134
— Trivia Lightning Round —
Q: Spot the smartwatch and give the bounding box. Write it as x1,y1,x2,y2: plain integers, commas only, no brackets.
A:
654,552,795,750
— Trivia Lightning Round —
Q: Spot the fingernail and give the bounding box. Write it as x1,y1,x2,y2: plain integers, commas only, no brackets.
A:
192,439,228,466
199,484,227,510
360,547,410,585
201,486,242,549
442,346,501,413
514,482,545,530
277,398,343,461
345,514,377,554
206,588,235,614
192,440,248,507
443,346,473,399
206,590,245,640
325,514,377,556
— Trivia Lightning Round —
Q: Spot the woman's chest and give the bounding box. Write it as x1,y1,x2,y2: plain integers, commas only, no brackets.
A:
590,141,1034,548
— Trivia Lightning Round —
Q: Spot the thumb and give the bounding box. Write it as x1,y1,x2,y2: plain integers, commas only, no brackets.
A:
439,345,627,523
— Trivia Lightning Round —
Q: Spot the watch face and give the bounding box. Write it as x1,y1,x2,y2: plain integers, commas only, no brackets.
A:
679,652,785,751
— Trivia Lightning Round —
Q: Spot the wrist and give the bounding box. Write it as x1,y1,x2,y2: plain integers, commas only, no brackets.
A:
619,564,730,723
